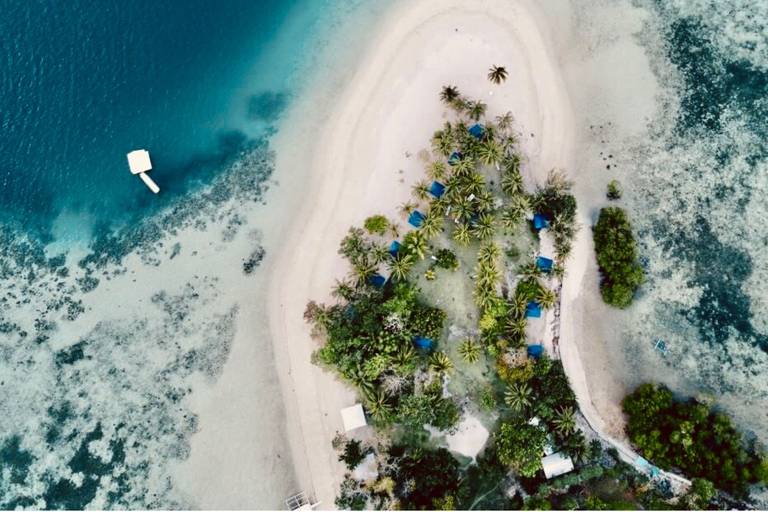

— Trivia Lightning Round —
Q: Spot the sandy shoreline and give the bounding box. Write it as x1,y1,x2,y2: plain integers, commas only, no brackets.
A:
265,0,582,505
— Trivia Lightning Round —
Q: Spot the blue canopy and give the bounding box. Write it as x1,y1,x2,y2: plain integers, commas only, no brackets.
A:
527,344,544,358
448,152,462,166
429,181,446,198
370,275,387,287
389,241,401,257
408,210,426,227
525,301,542,318
413,337,433,350
533,212,549,230
536,256,554,273
469,123,483,139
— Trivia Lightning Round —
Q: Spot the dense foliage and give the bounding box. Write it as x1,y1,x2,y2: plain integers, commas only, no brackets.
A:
592,207,645,308
534,170,580,261
364,214,389,235
390,446,461,509
623,383,768,497
495,418,547,477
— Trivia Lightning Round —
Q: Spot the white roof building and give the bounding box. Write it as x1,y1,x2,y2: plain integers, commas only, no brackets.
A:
127,149,160,193
541,452,574,479
341,404,367,432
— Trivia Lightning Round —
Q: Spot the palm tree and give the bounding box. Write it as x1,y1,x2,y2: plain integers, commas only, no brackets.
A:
503,154,521,174
331,279,355,301
412,179,431,201
520,261,542,282
387,219,401,239
474,285,496,310
478,140,503,167
496,112,514,132
510,294,528,318
365,389,394,422
452,158,474,178
430,196,449,217
397,201,417,219
387,253,415,281
509,194,530,216
452,223,472,246
553,406,576,435
349,260,376,288
536,287,556,310
349,368,376,395
476,263,501,288
501,171,524,196
505,317,528,339
468,101,487,122
430,351,454,374
427,161,447,181
471,213,496,241
459,339,482,364
500,208,522,232
481,123,498,142
419,213,443,239
407,231,428,260
504,382,532,411
464,173,486,196
393,344,415,367
478,242,500,265
488,65,509,84
475,190,495,213
431,131,453,157
440,85,460,105
552,263,566,279
370,244,389,264
452,198,473,223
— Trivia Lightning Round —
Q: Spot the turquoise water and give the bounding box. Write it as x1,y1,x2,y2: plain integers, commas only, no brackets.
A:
0,0,301,237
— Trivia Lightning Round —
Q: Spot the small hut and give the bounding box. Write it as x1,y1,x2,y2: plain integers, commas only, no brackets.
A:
369,275,387,288
527,344,544,358
468,123,483,139
533,213,549,230
429,181,446,198
388,241,401,257
341,404,367,432
525,302,542,318
448,152,462,166
536,256,554,274
408,210,426,227
542,452,574,479
413,337,433,350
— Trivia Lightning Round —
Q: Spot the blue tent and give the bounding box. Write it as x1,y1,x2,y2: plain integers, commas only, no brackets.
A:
429,181,446,198
536,256,554,273
370,275,387,287
525,301,542,318
533,212,549,230
448,152,462,166
413,337,434,350
408,210,426,227
389,241,401,258
469,123,483,139
527,344,544,358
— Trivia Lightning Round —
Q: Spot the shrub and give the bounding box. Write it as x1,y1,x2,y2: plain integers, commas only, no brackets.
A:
592,207,645,308
338,439,370,471
434,248,459,270
364,214,389,235
607,180,622,200
495,418,547,477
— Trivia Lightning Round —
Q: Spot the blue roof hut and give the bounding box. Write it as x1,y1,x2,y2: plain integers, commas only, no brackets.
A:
527,344,544,358
468,123,483,139
429,181,446,198
388,241,401,258
448,152,462,166
525,301,542,318
536,256,554,274
533,212,549,230
369,275,387,288
413,337,434,350
408,210,426,227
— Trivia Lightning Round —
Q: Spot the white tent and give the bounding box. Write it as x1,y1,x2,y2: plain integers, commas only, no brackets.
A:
541,452,574,479
341,404,367,432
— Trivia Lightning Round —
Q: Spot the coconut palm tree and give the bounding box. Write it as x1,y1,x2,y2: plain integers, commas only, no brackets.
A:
432,131,453,157
387,253,414,282
397,201,417,219
488,65,509,84
478,140,503,167
475,261,501,287
452,158,474,178
427,161,447,181
509,194,530,216
552,263,566,279
536,286,557,310
459,339,482,364
468,101,488,122
475,190,495,213
430,196,449,217
501,171,524,196
370,245,389,264
394,344,415,367
505,317,528,340
452,223,472,246
419,213,443,240
452,197,474,222
407,231,428,260
510,294,528,318
520,261,542,283
480,123,498,142
478,242,500,265
474,284,496,310
503,154,521,174
349,368,376,395
331,279,355,301
500,208,522,232
430,351,454,374
471,213,496,241
387,219,401,239
412,179,431,201
504,382,532,411
501,134,518,154
496,112,514,132
349,260,376,288
553,406,576,435
440,85,460,105
453,120,469,142
366,389,394,422
465,173,486,196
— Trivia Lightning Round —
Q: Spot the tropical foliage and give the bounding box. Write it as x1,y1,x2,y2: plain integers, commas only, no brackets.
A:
592,207,645,308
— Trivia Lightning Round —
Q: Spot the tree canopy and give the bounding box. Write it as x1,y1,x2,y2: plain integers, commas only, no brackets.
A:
592,207,645,308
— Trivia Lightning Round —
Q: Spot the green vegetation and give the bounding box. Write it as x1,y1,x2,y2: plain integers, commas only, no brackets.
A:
495,418,547,477
607,179,622,200
364,214,389,235
623,383,768,497
488,65,508,84
592,207,645,308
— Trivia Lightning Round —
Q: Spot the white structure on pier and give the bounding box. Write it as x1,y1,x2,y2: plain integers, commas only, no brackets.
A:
127,149,160,193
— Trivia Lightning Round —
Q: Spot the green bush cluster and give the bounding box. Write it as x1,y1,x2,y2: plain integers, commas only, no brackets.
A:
364,214,389,235
433,248,459,270
623,383,768,497
592,207,645,308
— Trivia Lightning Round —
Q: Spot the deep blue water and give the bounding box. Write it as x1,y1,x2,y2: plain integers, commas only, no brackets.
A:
0,0,301,238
